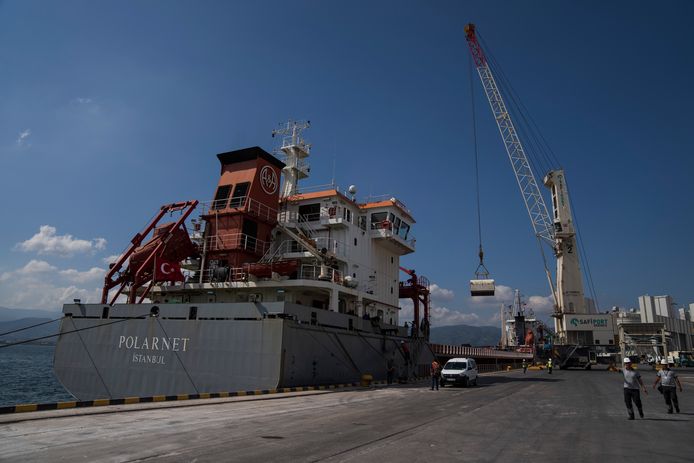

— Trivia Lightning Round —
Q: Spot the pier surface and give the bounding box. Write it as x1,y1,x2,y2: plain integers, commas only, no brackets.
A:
1,368,693,462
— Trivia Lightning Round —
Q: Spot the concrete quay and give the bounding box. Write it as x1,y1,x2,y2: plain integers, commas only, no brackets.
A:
1,368,693,462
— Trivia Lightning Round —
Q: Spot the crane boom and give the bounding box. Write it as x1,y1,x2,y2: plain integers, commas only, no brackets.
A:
464,24,555,249
464,24,591,344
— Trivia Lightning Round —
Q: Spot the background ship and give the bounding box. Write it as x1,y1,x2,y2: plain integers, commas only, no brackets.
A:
53,122,434,400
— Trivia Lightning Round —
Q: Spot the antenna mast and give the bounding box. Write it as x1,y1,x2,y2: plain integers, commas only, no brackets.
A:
272,120,311,198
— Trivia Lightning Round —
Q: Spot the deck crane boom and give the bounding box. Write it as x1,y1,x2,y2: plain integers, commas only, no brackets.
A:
464,24,588,344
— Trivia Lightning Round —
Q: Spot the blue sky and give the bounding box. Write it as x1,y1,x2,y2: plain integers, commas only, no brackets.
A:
1,1,693,326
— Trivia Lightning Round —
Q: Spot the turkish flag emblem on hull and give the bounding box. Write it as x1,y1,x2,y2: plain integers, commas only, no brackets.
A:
154,259,185,282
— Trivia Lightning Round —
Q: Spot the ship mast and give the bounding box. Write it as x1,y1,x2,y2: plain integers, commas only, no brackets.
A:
272,120,311,198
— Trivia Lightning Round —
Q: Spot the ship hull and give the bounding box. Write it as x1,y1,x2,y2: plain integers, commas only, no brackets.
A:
54,302,433,400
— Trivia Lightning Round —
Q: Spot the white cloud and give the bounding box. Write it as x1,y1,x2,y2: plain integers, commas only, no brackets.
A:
17,225,107,257
430,284,454,301
17,259,58,275
467,284,555,314
526,294,555,314
0,260,104,309
400,298,480,327
102,254,124,265
59,267,105,283
429,306,480,326
16,129,31,146
398,282,555,328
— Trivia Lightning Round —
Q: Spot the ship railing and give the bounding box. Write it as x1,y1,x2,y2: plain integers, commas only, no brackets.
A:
313,237,347,259
369,221,416,249
279,153,310,175
296,183,337,194
299,264,343,284
362,195,413,216
205,232,270,255
199,197,278,223
278,210,321,224
271,238,347,260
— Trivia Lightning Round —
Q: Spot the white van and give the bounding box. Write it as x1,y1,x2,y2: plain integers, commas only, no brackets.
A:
440,357,478,387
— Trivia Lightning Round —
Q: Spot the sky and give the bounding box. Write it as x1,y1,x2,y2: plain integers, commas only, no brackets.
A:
1,1,693,327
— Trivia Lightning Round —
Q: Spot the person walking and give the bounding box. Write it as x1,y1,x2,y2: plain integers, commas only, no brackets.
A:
547,358,553,374
522,359,528,374
401,341,411,365
386,357,395,385
623,357,648,420
653,359,683,414
431,360,441,391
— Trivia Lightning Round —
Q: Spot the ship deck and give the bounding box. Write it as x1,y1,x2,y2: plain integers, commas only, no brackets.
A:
1,367,693,462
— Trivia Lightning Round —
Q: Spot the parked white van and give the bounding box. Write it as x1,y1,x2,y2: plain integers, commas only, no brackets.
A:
440,357,478,387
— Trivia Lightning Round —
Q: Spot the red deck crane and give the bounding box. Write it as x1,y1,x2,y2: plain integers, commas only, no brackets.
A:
399,266,431,340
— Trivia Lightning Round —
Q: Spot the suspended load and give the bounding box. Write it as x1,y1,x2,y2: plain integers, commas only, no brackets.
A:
470,247,495,297
470,278,495,296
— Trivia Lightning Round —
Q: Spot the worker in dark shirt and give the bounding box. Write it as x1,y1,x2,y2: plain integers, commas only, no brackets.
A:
401,341,411,365
431,360,441,390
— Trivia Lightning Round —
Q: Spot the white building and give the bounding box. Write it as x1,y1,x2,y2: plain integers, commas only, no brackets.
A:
638,295,693,351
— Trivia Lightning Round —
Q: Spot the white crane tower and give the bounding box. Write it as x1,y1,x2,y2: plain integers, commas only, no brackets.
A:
464,24,589,345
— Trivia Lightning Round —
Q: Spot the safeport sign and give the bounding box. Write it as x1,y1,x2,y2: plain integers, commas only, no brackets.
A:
565,315,612,331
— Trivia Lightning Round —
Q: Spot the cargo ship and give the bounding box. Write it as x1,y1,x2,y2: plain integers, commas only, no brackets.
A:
53,121,434,400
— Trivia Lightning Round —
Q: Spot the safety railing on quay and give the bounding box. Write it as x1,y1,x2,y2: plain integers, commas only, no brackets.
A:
431,343,533,360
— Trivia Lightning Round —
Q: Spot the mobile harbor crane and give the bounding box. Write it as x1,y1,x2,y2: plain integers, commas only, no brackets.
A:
464,24,598,368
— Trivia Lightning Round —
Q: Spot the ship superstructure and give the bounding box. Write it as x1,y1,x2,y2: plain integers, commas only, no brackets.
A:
53,122,432,400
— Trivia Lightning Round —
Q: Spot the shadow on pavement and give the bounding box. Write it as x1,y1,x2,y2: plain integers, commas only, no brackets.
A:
475,376,563,387
642,418,690,422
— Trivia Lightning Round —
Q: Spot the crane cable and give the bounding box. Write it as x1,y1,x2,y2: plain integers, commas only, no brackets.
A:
469,50,490,279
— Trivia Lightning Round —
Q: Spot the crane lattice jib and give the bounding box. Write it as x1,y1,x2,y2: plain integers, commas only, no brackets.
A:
464,24,555,248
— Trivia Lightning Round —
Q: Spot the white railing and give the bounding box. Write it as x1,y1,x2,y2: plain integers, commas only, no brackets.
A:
313,237,347,259
299,265,343,284
269,238,347,261
369,221,416,249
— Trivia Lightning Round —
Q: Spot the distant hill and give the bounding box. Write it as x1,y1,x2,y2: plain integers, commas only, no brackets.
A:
0,306,62,322
0,318,61,344
429,324,501,347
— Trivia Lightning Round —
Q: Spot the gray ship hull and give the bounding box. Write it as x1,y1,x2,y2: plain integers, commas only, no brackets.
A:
54,302,433,400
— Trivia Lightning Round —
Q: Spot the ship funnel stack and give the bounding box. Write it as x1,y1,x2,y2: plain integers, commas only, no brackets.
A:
273,120,311,198
200,147,285,272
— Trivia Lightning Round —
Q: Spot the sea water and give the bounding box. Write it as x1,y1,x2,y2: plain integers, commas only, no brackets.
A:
0,344,74,407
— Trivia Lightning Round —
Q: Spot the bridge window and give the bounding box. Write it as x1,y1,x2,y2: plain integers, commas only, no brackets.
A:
370,212,387,229
399,222,410,239
229,182,250,208
299,203,320,221
212,185,232,210
358,216,366,231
